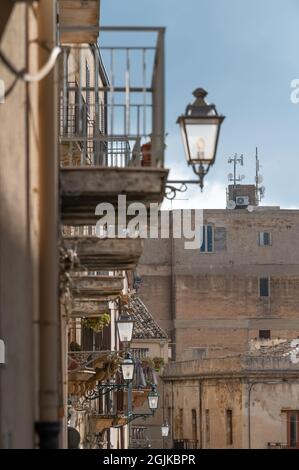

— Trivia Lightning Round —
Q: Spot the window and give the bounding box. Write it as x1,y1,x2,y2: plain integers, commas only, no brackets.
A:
205,409,210,446
259,330,271,340
226,409,233,445
200,225,214,253
191,409,197,442
286,411,299,448
259,277,269,297
178,408,184,439
131,348,149,360
258,231,272,246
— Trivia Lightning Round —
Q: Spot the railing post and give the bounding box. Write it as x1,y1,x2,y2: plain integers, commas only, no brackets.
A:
151,29,165,167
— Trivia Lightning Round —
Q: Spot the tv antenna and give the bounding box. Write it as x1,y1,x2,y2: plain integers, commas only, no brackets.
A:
255,147,265,204
228,154,245,186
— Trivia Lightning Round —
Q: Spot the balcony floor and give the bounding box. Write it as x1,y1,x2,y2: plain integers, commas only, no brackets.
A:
60,166,169,225
64,236,144,271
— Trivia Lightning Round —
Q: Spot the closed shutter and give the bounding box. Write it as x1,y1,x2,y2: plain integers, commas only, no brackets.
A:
214,227,227,251
258,232,264,246
81,325,94,351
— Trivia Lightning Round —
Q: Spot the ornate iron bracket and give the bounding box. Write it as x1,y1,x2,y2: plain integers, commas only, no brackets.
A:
165,163,211,199
84,383,127,402
126,410,155,424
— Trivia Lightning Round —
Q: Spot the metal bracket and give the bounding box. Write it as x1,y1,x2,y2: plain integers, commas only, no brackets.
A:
165,163,211,199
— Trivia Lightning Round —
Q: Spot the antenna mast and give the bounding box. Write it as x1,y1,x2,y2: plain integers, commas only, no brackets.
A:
255,147,265,204
228,154,245,186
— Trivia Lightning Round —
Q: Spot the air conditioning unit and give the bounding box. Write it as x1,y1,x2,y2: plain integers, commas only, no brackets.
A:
236,196,249,206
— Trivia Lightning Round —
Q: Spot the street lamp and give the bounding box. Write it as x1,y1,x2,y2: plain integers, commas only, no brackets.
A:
116,311,134,344
121,352,135,382
167,88,225,194
161,422,170,437
147,384,159,411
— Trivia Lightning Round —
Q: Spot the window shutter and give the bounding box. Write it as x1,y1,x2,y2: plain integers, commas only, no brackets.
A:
200,226,206,252
215,227,227,251
81,325,94,351
207,225,213,252
258,232,263,246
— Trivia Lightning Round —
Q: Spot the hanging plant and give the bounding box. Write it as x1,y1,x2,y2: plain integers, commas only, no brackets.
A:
82,314,110,333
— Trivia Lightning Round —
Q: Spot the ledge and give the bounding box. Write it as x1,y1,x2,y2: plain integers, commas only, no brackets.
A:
64,236,143,271
60,167,169,225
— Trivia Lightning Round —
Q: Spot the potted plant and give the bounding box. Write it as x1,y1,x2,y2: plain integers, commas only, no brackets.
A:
82,314,110,333
153,356,165,372
140,357,154,369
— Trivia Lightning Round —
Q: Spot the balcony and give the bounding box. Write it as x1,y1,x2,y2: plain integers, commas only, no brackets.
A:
63,235,143,271
71,275,124,299
130,426,151,449
89,414,127,433
60,166,168,225
173,439,198,450
267,442,289,449
71,298,109,318
58,0,100,44
59,29,168,225
68,351,120,397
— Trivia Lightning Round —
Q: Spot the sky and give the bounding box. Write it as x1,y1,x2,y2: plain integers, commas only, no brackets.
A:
101,0,299,209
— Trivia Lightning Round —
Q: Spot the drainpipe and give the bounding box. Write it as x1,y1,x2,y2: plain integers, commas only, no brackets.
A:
35,0,60,448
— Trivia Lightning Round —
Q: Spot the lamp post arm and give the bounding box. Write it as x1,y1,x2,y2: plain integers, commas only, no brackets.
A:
127,410,155,425
166,162,211,198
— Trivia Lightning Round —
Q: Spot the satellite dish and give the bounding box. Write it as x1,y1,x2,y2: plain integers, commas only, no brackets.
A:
227,200,236,210
247,205,254,213
260,186,266,196
228,173,233,181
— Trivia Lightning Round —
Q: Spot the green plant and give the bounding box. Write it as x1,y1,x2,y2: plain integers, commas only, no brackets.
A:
140,357,154,369
82,314,110,333
153,356,165,371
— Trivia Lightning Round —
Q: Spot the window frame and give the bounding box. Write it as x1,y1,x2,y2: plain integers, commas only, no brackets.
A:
200,224,215,253
259,329,271,340
258,231,272,246
259,277,270,298
286,410,299,448
226,409,233,446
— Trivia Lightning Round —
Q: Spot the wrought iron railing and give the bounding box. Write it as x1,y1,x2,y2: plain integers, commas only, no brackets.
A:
173,439,198,449
59,28,165,168
267,442,289,449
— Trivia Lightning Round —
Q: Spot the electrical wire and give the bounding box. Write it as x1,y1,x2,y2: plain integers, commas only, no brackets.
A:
23,46,61,82
0,45,61,84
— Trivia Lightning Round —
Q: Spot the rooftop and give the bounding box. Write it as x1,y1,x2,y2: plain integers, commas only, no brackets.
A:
163,340,299,380
127,295,168,340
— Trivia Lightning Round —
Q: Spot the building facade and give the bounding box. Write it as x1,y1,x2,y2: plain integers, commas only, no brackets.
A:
0,1,168,449
138,203,299,360
162,341,299,449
